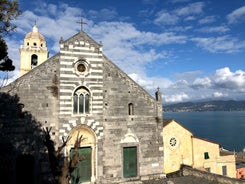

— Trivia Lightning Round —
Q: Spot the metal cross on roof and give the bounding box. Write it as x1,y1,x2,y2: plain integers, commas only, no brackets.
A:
77,18,87,31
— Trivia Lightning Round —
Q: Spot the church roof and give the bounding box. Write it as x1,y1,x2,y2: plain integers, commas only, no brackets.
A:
24,24,45,41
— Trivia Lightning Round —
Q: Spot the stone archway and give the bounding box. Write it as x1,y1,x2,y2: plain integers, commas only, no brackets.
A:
65,125,97,183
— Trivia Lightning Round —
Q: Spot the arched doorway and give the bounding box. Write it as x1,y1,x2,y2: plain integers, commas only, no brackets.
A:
66,125,97,183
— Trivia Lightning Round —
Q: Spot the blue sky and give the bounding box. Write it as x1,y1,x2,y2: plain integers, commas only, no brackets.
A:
3,0,245,104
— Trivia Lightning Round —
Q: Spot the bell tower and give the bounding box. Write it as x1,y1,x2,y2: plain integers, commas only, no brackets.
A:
19,24,49,76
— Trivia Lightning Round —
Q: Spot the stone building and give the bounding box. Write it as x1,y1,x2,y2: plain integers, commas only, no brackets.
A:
0,25,164,183
162,119,236,178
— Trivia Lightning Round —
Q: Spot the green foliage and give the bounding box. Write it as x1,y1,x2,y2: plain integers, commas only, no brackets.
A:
0,37,15,71
0,37,7,60
0,0,21,71
0,0,22,35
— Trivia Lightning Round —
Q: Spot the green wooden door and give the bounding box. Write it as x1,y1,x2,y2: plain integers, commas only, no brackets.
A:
71,147,92,184
123,146,137,178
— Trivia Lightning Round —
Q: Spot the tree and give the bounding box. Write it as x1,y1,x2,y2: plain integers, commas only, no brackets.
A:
43,127,85,184
0,35,15,72
0,0,21,71
0,0,22,35
0,37,7,60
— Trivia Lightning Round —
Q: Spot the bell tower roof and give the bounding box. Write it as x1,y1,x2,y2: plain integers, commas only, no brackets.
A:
24,24,45,41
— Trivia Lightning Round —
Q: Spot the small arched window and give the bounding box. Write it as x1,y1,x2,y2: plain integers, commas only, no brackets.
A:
73,87,90,114
31,54,38,68
128,103,134,115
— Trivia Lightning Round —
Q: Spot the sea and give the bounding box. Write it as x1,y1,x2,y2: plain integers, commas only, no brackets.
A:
163,111,245,152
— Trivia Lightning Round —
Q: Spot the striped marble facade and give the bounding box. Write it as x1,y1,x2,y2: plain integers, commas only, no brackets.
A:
58,32,104,140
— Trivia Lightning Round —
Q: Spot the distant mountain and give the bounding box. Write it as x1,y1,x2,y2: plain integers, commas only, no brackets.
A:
163,100,245,112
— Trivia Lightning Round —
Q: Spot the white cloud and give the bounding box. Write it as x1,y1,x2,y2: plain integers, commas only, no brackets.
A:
174,2,204,16
154,2,204,26
164,93,189,103
198,16,216,24
91,22,141,43
191,36,245,53
197,26,229,33
154,11,179,25
174,70,203,82
88,8,118,20
213,67,245,92
192,77,212,88
227,6,245,24
212,92,227,98
171,80,189,89
169,25,193,32
133,32,187,45
184,16,196,21
161,67,245,103
129,73,173,91
89,21,187,75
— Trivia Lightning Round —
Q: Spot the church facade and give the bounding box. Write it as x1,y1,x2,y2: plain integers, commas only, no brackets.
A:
0,26,164,183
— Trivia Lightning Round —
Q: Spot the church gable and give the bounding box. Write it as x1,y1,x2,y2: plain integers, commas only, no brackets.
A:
163,119,194,174
59,31,102,53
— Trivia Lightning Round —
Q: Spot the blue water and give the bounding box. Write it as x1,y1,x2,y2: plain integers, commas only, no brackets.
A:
163,111,245,152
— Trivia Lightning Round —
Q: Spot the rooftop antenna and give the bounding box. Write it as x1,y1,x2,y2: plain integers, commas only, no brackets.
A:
76,18,87,31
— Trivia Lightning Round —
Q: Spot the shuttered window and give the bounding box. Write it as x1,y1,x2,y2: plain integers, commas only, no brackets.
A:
222,165,227,176
204,152,209,159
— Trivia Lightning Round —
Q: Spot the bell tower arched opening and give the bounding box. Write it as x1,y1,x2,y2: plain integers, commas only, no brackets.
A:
31,54,38,68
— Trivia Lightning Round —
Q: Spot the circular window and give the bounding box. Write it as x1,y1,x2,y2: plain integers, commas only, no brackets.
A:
74,59,89,76
169,137,178,148
77,63,86,72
